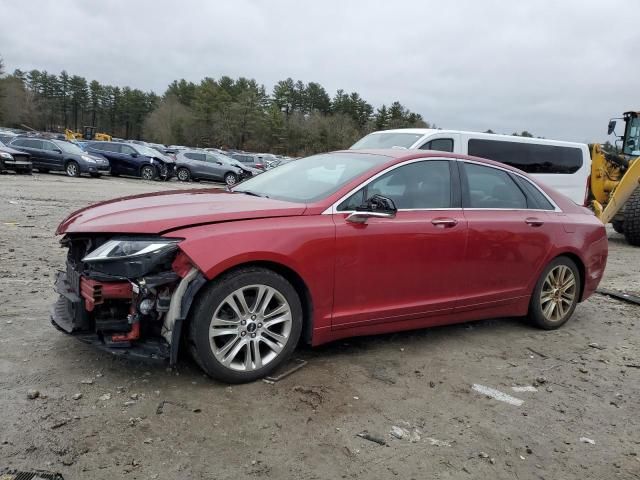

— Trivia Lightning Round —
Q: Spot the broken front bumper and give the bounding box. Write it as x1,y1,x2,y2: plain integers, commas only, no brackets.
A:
51,268,205,364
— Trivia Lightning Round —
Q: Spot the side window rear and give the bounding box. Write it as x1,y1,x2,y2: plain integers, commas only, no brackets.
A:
467,139,583,174
463,163,527,209
419,138,454,152
185,152,206,161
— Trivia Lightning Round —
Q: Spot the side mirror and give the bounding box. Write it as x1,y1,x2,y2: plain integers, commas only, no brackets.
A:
215,161,223,165
347,194,397,224
54,148,62,154
608,120,617,136
130,152,138,158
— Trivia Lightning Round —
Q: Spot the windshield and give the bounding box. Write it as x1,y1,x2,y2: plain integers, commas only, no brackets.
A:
55,141,85,154
233,152,388,202
350,132,424,150
624,116,640,156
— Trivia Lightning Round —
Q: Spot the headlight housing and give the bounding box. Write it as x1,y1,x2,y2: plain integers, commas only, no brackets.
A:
82,238,181,278
0,152,13,160
81,155,96,163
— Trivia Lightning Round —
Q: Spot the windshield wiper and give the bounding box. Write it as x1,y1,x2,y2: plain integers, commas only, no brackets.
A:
234,190,268,198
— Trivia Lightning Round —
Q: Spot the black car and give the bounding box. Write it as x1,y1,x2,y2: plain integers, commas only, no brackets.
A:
9,137,110,177
0,140,32,174
85,141,176,180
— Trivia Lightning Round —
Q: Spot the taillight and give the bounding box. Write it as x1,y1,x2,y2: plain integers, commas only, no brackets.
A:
255,163,264,169
584,174,591,207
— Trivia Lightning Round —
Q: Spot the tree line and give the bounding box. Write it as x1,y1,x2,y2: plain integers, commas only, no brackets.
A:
0,59,428,155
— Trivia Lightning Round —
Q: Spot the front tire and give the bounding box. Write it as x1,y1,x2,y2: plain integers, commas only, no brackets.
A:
224,172,238,186
65,161,80,177
177,167,191,182
140,165,156,180
528,257,581,330
623,188,640,246
188,267,303,383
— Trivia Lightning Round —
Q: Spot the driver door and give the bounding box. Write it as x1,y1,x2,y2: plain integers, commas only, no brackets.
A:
331,159,468,329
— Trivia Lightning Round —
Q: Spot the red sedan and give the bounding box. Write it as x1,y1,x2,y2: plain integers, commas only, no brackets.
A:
52,150,608,382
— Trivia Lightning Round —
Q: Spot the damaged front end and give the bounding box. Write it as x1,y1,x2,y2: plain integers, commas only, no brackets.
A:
51,235,205,364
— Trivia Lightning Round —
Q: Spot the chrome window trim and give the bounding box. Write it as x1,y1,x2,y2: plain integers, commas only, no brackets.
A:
322,157,562,214
321,157,454,214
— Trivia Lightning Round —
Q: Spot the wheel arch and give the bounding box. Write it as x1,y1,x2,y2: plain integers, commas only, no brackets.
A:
549,252,586,301
184,260,314,345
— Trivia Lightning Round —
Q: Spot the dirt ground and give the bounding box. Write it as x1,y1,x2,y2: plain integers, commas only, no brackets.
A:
0,172,638,480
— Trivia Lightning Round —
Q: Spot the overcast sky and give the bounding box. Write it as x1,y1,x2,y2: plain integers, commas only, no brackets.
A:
1,0,637,143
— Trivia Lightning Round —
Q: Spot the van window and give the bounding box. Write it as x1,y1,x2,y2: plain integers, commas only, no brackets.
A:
463,163,527,209
419,138,453,152
468,139,582,174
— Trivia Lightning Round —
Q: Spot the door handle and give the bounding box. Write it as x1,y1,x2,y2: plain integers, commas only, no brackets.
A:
431,217,458,228
525,217,544,227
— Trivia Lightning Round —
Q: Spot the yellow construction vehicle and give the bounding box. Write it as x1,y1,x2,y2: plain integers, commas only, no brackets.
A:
590,111,640,245
64,126,112,142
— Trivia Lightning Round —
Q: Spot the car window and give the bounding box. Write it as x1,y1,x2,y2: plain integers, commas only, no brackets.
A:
463,163,527,209
42,141,59,152
25,139,44,149
89,142,105,151
205,154,223,163
467,139,583,174
514,176,555,210
119,144,136,155
185,152,206,161
10,138,26,147
338,160,452,210
419,138,454,152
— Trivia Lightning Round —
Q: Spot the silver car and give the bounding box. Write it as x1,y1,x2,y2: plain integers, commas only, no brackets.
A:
175,150,258,185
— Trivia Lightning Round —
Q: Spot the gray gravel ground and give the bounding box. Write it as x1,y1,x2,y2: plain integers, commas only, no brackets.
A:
0,172,638,479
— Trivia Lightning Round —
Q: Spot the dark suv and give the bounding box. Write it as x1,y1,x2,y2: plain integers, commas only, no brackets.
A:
9,137,110,177
85,142,176,180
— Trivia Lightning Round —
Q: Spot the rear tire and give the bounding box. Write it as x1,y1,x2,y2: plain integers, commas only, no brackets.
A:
528,256,581,330
177,167,191,182
623,188,640,246
188,267,303,383
65,161,80,177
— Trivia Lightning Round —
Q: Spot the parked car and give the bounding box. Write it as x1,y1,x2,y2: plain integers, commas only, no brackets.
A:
0,140,32,174
85,141,176,180
230,152,267,170
351,129,591,205
51,149,608,383
175,150,258,184
9,136,110,177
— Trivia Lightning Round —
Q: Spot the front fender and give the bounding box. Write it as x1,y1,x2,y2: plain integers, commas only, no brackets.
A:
167,215,336,332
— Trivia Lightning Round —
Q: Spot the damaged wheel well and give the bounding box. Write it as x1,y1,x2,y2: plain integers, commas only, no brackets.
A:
182,261,314,347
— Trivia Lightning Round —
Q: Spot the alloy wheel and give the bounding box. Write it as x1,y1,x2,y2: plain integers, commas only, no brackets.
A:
540,265,577,322
225,173,237,186
141,166,155,180
209,284,292,372
66,162,78,177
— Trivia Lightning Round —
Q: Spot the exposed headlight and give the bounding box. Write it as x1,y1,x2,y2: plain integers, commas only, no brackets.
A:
82,238,181,278
0,152,13,160
81,155,96,163
83,238,180,262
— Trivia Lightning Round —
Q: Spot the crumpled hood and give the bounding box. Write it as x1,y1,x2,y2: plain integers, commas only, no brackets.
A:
57,189,307,235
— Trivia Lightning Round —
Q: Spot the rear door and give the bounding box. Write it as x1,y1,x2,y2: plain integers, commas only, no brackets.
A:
17,139,46,169
458,161,554,311
332,159,468,328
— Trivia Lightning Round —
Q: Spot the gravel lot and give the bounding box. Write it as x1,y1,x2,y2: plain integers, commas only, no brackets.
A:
1,172,638,480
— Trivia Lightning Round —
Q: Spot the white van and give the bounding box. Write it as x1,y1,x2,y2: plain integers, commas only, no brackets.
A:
350,129,591,205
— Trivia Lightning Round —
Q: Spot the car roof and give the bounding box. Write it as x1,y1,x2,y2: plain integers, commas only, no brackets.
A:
364,128,587,148
334,148,533,176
